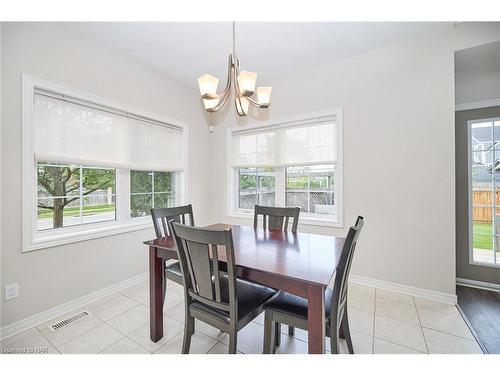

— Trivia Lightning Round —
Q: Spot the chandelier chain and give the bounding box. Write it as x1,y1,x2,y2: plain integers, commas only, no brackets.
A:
232,21,236,57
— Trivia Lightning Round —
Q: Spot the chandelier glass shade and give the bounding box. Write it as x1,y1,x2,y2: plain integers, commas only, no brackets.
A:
197,23,272,117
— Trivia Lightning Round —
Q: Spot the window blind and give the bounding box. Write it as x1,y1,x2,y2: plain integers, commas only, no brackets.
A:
230,117,337,168
33,91,184,171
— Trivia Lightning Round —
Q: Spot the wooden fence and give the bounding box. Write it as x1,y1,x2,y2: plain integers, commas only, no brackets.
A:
473,190,500,223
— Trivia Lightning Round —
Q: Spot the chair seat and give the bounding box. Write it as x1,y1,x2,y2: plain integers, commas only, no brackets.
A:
263,289,334,319
190,275,276,323
165,261,182,278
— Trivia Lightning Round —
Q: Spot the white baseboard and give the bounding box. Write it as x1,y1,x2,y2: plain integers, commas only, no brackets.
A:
1,271,458,341
350,275,458,305
456,277,500,292
0,272,148,341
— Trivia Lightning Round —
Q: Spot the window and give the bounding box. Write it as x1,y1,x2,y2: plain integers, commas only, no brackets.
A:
286,165,335,215
37,163,116,230
22,76,187,251
469,118,500,266
130,171,175,217
238,167,275,209
229,112,343,226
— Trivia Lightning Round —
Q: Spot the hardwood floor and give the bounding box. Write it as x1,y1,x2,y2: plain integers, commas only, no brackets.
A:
457,285,500,354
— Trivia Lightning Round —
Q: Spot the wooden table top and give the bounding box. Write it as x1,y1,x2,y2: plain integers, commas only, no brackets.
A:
144,223,345,288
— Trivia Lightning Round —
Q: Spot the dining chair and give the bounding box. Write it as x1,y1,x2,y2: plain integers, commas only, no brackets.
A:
254,205,300,232
150,204,195,287
170,221,277,354
254,205,300,338
262,216,364,354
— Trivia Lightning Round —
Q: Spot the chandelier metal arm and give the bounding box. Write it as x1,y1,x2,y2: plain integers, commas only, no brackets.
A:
209,89,230,112
232,54,247,116
247,96,269,109
233,55,243,98
221,54,233,97
206,55,233,112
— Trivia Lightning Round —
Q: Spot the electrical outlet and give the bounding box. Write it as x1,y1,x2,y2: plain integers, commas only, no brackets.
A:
5,283,19,300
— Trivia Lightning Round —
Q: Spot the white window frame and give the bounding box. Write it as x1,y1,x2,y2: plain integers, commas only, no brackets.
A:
236,167,278,209
22,75,188,252
129,170,177,219
36,163,119,230
227,110,344,228
468,116,500,268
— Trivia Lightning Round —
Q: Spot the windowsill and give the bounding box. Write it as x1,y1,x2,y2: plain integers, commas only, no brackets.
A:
24,219,153,252
227,210,343,228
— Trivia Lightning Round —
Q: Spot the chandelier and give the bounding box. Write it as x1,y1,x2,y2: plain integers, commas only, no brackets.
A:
197,22,272,119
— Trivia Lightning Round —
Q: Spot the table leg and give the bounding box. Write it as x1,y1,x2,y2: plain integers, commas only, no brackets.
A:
307,284,325,354
149,246,164,342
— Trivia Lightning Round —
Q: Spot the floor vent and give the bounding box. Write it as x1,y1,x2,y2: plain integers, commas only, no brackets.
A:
48,310,91,332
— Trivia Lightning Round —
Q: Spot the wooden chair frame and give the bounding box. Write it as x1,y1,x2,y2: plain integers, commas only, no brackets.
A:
254,204,300,337
171,221,270,354
253,205,300,232
263,216,364,354
150,205,195,293
150,204,194,238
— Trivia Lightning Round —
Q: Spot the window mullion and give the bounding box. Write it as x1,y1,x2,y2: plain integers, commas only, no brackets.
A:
255,168,259,205
307,169,311,213
236,169,240,211
118,169,130,223
151,172,155,209
275,167,285,207
79,166,83,224
172,172,176,206
493,124,497,265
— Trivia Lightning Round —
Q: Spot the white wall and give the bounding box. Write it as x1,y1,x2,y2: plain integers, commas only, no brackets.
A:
0,23,211,327
455,69,500,105
208,23,500,296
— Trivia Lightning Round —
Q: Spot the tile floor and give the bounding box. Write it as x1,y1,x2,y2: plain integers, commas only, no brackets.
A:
0,280,483,354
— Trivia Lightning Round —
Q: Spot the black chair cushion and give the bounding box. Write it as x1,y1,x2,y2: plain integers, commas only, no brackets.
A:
165,261,182,278
263,289,334,319
190,275,276,323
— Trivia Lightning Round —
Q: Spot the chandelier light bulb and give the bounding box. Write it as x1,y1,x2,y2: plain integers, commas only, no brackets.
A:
197,74,220,100
256,87,272,107
202,98,219,111
237,71,258,97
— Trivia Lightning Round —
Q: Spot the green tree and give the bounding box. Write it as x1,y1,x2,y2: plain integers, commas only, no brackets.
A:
37,165,114,228
239,174,256,190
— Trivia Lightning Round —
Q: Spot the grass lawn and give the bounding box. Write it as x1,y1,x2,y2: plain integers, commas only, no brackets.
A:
38,204,115,219
473,222,493,250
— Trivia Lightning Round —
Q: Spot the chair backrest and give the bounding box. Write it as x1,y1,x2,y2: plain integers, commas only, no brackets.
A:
253,205,300,232
170,221,238,322
330,216,364,324
150,204,194,238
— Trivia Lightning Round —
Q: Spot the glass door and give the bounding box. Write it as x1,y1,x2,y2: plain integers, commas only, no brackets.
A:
469,117,500,267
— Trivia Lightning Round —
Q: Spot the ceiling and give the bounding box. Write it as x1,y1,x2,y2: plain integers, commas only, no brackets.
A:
68,22,452,89
455,40,500,74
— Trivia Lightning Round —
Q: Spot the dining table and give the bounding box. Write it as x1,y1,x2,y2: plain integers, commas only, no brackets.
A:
143,223,345,354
